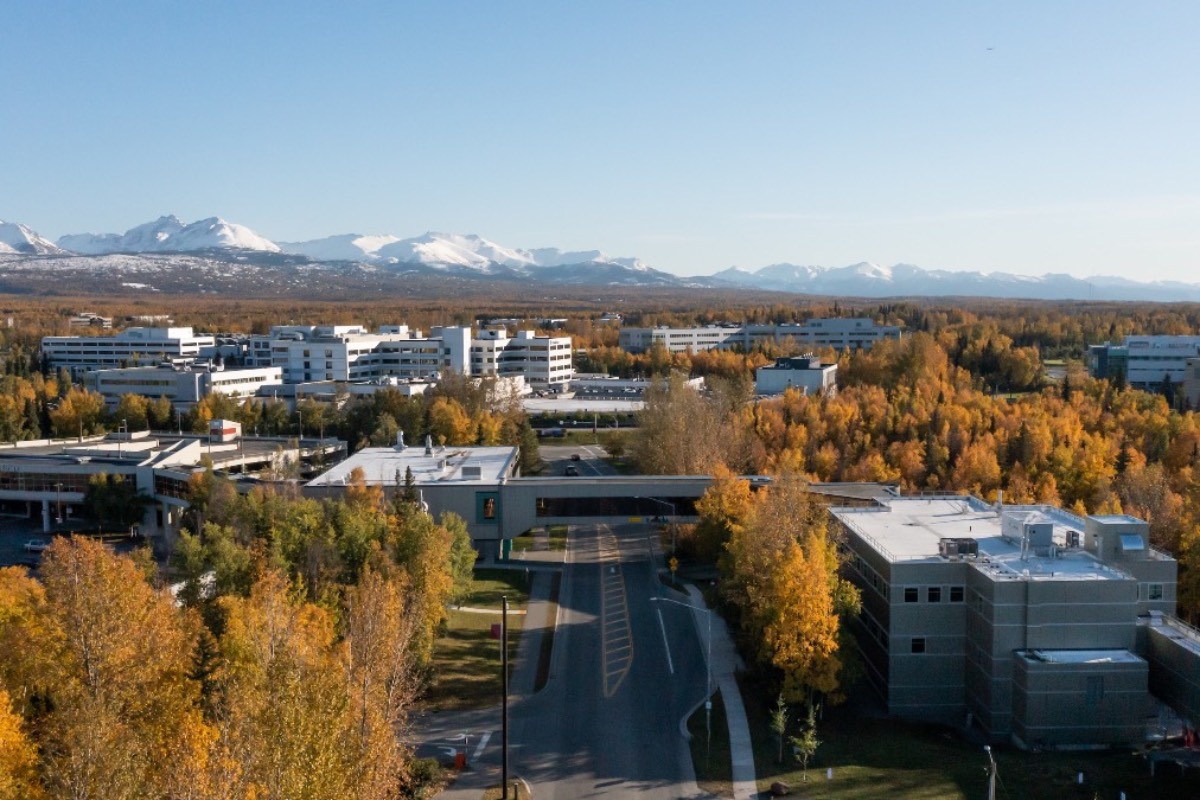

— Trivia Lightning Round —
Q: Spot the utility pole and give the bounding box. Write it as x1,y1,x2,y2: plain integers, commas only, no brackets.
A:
502,595,510,799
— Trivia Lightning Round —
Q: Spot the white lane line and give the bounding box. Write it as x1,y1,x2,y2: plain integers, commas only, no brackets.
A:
473,731,492,760
656,608,674,675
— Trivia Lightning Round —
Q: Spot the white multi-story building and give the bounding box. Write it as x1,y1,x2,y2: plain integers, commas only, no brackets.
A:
245,325,471,384
755,355,837,396
618,318,901,354
472,329,573,390
1089,335,1200,392
93,365,284,410
43,327,216,376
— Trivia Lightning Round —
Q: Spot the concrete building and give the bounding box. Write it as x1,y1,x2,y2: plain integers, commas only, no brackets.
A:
42,327,215,376
0,430,344,550
754,355,837,396
472,329,574,391
245,324,471,384
618,318,901,354
774,317,902,350
1088,335,1200,391
1182,357,1200,410
831,496,1195,748
305,439,522,540
92,365,283,410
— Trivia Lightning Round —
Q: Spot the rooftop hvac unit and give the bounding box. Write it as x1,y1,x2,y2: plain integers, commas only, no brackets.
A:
939,538,980,559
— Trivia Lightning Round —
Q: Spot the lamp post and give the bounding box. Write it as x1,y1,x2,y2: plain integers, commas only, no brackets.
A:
635,496,677,553
984,745,997,800
650,595,713,747
55,482,63,525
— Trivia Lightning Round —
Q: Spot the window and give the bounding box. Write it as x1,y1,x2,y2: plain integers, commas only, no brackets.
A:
950,586,965,603
904,587,919,603
1148,583,1164,601
911,638,926,654
928,587,941,603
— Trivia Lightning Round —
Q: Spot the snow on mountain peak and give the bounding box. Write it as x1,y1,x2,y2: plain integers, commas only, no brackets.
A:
57,216,278,254
0,220,65,255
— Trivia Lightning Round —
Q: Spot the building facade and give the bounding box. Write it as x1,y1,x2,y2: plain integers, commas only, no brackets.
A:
618,318,901,354
754,355,837,396
832,496,1191,748
1088,335,1200,391
43,327,216,376
92,365,284,409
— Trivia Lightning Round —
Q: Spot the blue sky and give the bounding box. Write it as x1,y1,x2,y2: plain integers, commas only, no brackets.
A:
3,2,1198,279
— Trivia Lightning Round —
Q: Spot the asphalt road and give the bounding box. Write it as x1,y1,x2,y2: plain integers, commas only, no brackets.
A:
539,444,619,477
505,523,710,799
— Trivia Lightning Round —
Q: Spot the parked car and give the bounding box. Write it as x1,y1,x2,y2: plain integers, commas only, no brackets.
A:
565,465,580,476
570,453,582,461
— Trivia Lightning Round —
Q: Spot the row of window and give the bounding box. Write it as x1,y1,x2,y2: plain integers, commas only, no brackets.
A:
903,586,965,603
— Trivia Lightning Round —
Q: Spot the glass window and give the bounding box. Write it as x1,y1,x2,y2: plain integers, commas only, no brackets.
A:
950,586,965,603
911,638,926,654
904,587,919,603
1148,583,1164,601
928,587,941,603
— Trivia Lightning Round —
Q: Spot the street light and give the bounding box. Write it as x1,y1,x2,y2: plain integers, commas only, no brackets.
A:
650,595,713,748
983,745,997,800
634,496,677,553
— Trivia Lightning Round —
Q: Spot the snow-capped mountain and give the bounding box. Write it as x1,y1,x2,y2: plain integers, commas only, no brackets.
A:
58,216,279,254
280,231,654,273
373,232,534,269
0,220,64,255
7,212,1200,300
704,261,1200,301
276,233,402,262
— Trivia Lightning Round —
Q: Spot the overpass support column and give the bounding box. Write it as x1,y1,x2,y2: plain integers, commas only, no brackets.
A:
41,499,51,533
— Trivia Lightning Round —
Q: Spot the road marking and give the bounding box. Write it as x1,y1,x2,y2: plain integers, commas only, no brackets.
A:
656,608,674,675
598,526,633,698
473,731,492,760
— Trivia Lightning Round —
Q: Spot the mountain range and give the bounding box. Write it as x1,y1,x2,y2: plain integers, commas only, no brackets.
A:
1,215,1198,301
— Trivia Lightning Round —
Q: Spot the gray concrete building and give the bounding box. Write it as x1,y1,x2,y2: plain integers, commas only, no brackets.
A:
831,496,1195,748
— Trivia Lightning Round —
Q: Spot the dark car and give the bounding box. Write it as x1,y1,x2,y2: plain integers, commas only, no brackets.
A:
565,465,580,476
570,453,582,461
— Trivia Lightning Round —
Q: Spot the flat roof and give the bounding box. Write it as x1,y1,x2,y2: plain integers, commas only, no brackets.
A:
307,445,517,487
1019,649,1144,665
832,497,1127,581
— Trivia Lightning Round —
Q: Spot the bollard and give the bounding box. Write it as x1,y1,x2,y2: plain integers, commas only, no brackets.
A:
1076,772,1083,785
826,767,833,780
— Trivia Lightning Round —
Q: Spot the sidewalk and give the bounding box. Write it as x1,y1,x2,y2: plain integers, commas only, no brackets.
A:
425,568,558,800
685,584,758,800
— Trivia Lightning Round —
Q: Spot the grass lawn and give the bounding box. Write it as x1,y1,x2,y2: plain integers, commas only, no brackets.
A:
708,672,1197,799
423,570,527,711
461,568,531,607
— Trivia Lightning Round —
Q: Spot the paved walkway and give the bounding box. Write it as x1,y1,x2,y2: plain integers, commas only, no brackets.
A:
685,584,758,800
424,568,556,800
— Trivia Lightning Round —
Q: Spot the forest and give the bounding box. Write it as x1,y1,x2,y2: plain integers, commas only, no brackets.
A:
0,471,473,800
